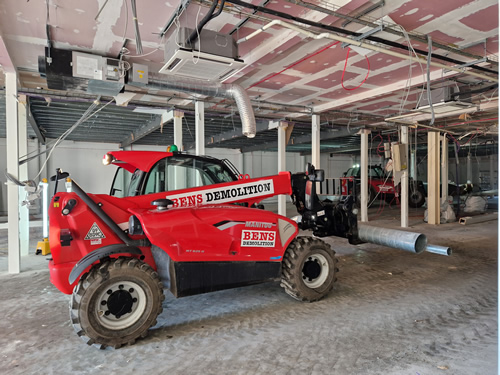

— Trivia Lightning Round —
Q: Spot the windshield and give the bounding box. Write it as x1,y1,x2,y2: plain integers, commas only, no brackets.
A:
143,156,236,195
110,155,237,197
110,167,144,197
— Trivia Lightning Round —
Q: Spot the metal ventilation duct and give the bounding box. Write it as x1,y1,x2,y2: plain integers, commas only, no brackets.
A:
137,76,256,137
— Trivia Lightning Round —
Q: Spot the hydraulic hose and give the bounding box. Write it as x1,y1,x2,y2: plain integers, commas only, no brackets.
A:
187,0,220,46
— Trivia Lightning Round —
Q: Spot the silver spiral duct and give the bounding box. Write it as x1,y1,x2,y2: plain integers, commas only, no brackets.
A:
358,224,427,254
138,77,256,138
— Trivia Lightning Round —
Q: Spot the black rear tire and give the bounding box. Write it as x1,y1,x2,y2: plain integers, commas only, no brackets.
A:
70,258,164,349
409,188,426,208
356,186,376,208
280,237,338,302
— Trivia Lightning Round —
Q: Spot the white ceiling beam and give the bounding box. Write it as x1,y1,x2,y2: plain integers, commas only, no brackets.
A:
312,68,458,114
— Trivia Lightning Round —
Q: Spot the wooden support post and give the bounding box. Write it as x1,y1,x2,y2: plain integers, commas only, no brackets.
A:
427,132,441,225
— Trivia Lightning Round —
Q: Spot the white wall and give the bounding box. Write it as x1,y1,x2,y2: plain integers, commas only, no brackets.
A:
242,151,305,178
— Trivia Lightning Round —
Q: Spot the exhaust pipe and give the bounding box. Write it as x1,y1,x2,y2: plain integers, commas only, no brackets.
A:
426,244,452,256
358,224,427,254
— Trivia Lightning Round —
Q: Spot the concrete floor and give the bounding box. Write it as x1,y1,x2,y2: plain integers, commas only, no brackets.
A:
0,204,497,375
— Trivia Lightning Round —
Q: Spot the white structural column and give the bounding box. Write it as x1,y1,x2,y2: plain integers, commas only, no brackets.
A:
173,110,184,190
277,121,287,216
400,126,409,228
173,110,184,151
410,150,416,180
441,135,449,203
427,132,441,225
360,129,370,222
311,115,320,169
18,95,29,256
6,72,20,273
195,101,205,156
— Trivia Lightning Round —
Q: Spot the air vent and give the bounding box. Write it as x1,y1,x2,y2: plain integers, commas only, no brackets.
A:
160,27,245,82
159,49,245,81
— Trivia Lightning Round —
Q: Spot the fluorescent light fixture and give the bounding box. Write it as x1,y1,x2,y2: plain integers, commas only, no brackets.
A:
417,101,474,114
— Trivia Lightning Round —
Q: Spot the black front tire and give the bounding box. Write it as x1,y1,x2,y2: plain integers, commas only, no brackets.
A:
70,258,164,349
280,237,338,302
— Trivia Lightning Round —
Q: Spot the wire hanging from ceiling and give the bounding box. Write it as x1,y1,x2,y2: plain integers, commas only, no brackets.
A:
341,48,370,91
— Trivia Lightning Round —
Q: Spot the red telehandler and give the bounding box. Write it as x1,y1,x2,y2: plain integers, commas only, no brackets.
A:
47,151,388,348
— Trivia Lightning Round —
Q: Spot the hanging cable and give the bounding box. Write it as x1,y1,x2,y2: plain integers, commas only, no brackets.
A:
130,0,143,54
187,0,225,46
341,48,370,91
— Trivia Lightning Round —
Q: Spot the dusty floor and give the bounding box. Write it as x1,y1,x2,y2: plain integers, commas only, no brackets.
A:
0,204,497,375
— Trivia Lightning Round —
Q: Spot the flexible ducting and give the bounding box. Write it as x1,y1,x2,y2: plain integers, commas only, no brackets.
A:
136,76,256,137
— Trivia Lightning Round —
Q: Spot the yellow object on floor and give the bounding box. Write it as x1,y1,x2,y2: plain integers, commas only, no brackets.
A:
36,238,50,256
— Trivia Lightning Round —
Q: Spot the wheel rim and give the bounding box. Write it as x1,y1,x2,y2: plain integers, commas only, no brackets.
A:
96,281,147,330
302,253,329,288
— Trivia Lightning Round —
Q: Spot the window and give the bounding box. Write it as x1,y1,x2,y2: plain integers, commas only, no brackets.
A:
144,156,236,195
110,167,144,197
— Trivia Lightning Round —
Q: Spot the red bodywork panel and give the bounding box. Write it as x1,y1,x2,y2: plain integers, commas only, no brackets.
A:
130,205,298,263
49,172,294,294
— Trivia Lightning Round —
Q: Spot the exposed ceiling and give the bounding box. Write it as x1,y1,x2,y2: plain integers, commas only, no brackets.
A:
0,0,498,154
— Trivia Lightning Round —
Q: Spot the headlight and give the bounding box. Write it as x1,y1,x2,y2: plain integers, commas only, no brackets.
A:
128,215,144,236
102,153,115,165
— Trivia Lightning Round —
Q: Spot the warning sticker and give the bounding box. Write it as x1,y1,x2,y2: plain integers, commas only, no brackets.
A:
85,222,106,240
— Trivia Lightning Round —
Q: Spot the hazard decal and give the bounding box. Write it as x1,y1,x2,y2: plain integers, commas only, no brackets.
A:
85,222,106,240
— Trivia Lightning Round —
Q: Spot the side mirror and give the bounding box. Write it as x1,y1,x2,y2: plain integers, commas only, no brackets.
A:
151,198,174,211
314,169,324,182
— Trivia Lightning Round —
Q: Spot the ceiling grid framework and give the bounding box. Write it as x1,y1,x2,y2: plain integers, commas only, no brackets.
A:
0,0,497,154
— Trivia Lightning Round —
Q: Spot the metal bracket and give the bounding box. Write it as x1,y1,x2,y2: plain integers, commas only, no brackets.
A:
443,57,488,73
342,0,385,28
160,0,191,38
341,25,384,49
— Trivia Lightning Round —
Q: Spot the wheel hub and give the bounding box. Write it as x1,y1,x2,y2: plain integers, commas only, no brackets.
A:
106,288,135,318
303,258,321,280
96,281,147,330
302,253,330,289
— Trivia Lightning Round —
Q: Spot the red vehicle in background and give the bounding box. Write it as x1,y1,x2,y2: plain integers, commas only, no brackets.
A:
343,164,426,208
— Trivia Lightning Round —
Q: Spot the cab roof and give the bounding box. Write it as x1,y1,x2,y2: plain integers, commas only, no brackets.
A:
107,151,174,173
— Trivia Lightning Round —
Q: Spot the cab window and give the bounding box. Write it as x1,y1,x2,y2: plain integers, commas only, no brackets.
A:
110,167,144,197
144,156,235,195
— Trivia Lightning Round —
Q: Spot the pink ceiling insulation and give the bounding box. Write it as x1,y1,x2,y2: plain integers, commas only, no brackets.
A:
351,52,401,71
357,100,400,111
319,86,372,100
0,0,497,122
427,30,464,45
247,72,301,90
288,44,343,74
389,0,474,30
265,1,310,17
233,26,273,57
463,38,498,57
306,71,360,90
459,4,499,33
265,87,317,102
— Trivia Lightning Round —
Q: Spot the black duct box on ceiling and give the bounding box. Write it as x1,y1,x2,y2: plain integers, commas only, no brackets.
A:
39,47,89,92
